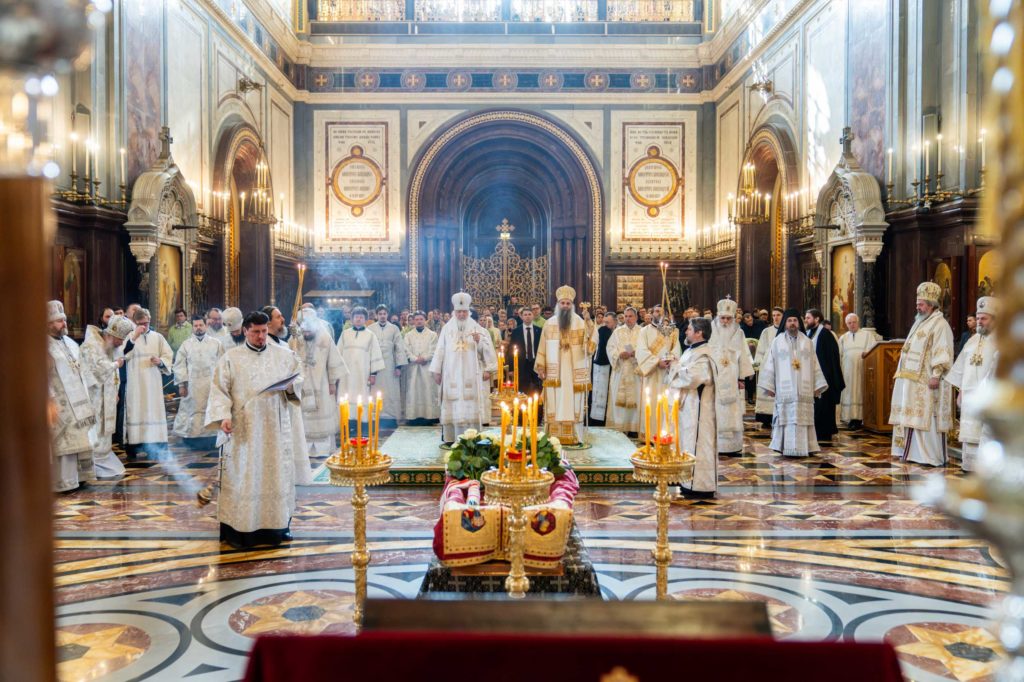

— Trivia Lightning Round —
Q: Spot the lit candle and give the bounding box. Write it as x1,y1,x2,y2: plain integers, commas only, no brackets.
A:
936,133,943,175
519,404,528,476
240,192,246,221
511,398,519,453
356,395,363,446
498,349,504,387
119,147,126,186
279,192,285,221
979,129,987,170
84,138,92,178
644,391,651,455
513,346,519,393
375,392,383,454
656,393,665,437
672,394,680,457
886,148,893,184
764,193,771,219
923,140,930,179
530,397,538,473
499,404,509,472
70,132,78,174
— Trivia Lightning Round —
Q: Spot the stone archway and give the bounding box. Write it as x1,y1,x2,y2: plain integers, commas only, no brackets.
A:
738,115,800,309
407,110,603,311
212,121,275,311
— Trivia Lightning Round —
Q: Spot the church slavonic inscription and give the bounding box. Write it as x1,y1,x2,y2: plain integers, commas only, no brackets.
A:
620,122,684,243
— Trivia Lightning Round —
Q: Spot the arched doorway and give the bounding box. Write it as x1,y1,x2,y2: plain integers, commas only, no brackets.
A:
213,122,275,312
737,116,799,310
408,110,603,312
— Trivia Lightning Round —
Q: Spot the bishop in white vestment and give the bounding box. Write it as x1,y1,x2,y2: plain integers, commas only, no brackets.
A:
172,316,224,447
534,286,594,445
219,307,246,349
889,282,955,466
47,301,97,492
667,317,719,497
205,311,309,549
753,308,783,428
124,309,174,453
430,292,498,442
709,299,755,454
759,310,828,457
635,305,682,440
81,315,134,478
289,309,348,454
336,307,386,416
402,312,440,421
606,308,643,434
838,313,881,426
369,305,409,420
946,296,999,471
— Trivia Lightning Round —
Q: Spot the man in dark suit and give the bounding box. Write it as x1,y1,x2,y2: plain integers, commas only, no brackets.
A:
507,306,542,397
805,308,845,443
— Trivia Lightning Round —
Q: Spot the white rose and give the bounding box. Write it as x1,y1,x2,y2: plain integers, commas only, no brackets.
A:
462,428,479,440
548,436,561,447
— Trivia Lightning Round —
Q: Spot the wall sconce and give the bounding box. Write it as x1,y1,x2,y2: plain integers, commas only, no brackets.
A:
748,78,773,98
238,76,263,94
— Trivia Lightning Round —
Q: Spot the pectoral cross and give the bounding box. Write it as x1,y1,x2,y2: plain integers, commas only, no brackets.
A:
970,353,984,366
454,334,469,352
792,358,801,370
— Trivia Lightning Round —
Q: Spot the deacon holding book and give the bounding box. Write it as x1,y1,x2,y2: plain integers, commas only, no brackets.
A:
205,310,310,549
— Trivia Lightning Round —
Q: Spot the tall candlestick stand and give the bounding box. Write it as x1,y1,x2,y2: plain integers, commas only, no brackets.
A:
480,468,554,598
326,445,392,630
631,442,695,600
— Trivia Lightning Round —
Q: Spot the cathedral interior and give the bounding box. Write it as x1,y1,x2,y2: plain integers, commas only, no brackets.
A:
2,0,1023,680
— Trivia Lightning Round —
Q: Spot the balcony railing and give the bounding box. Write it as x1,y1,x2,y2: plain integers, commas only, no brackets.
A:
316,0,697,23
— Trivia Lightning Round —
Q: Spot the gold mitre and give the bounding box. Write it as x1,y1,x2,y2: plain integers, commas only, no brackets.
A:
977,296,999,317
555,285,576,302
451,291,472,311
717,298,737,317
916,281,941,305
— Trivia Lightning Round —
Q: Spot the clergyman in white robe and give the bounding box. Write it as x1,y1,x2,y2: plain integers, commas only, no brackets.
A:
205,338,308,548
402,320,440,421
336,314,386,417
753,313,781,428
172,325,224,445
889,283,955,466
759,317,828,457
534,287,593,445
945,296,999,471
80,317,133,478
709,300,755,454
838,315,881,425
290,310,348,455
606,315,643,434
430,293,498,443
124,314,174,451
369,311,409,421
668,324,718,496
47,301,97,492
635,307,681,440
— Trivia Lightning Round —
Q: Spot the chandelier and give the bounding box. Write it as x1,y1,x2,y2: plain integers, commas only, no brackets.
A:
728,162,771,225
240,159,277,225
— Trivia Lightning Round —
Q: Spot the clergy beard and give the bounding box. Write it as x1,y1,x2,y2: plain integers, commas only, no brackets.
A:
194,332,205,339
557,307,572,332
456,319,467,333
914,311,927,323
979,327,991,337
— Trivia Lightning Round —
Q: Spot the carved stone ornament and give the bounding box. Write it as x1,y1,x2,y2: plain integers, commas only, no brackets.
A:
123,126,199,265
813,126,889,263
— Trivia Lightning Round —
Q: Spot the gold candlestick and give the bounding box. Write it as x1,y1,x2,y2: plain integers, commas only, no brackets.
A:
326,444,392,629
631,445,695,600
480,468,554,598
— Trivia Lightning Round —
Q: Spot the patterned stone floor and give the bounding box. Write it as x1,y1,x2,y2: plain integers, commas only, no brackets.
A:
54,411,1009,682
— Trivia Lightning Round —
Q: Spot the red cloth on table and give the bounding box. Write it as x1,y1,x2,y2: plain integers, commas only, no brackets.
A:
244,632,905,682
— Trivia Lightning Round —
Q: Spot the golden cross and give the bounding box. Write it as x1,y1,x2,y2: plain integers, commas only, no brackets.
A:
680,74,696,88
359,73,375,88
405,73,421,87
496,73,513,88
544,73,559,87
314,73,328,87
634,74,650,88
588,73,605,88
451,73,467,88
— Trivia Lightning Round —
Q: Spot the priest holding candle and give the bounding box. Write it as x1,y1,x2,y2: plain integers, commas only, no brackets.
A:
430,292,498,443
534,285,595,446
667,316,720,498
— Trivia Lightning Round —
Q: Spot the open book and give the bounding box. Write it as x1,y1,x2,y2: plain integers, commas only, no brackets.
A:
259,372,300,394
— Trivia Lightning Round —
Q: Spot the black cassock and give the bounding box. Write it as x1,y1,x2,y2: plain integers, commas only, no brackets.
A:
809,326,845,440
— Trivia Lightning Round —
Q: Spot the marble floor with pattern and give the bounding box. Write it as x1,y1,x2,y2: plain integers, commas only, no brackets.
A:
54,411,1010,682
